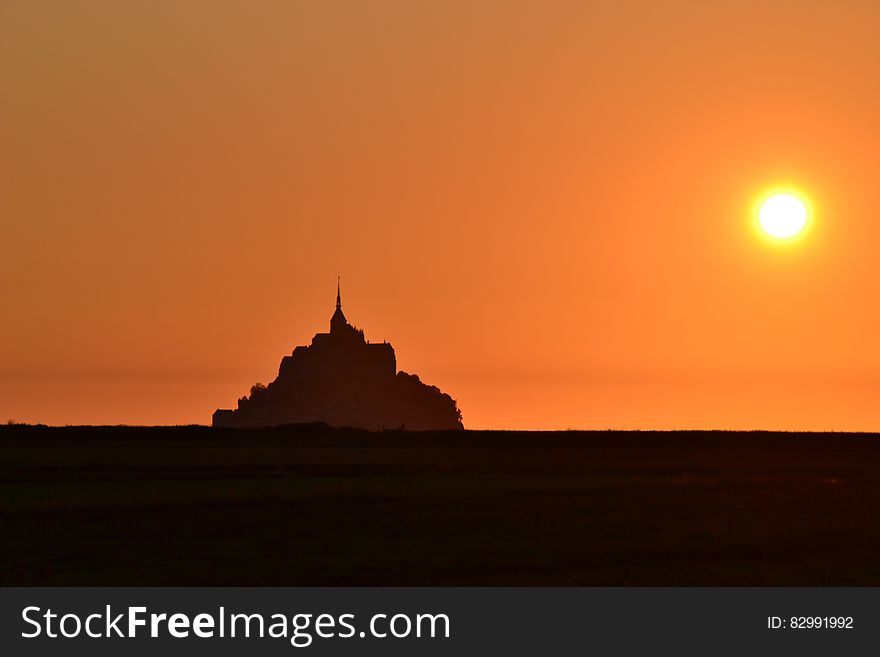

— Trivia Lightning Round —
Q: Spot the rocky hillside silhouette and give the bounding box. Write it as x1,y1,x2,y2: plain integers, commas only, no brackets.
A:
213,283,463,430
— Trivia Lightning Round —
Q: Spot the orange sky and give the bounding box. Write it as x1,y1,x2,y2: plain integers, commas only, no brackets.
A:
2,1,880,429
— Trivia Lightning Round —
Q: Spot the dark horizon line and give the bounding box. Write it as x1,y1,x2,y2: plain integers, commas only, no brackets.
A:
3,422,880,436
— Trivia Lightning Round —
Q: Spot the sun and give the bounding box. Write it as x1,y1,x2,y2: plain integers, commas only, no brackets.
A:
758,193,809,240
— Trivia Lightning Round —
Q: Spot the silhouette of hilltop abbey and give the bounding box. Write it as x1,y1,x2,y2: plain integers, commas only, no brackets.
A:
212,282,463,430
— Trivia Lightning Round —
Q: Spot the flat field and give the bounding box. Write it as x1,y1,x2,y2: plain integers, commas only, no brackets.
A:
1,425,878,585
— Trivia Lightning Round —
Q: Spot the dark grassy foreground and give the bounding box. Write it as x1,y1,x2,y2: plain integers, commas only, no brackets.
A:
2,424,879,585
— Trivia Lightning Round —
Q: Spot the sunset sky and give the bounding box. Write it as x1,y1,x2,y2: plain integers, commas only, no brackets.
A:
2,1,880,429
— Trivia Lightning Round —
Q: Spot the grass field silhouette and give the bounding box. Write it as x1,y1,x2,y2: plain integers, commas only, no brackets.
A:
2,424,879,585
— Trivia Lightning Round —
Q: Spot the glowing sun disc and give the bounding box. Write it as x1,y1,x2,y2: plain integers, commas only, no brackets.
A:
759,194,808,239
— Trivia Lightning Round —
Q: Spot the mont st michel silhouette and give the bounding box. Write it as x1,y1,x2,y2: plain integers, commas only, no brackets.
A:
212,282,463,430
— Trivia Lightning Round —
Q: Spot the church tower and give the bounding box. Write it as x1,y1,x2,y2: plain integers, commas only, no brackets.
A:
330,277,349,334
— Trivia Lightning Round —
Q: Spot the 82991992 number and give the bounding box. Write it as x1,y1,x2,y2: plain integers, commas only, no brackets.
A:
789,617,853,629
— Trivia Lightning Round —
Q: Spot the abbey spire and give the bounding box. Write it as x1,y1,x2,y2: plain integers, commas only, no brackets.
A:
330,276,349,334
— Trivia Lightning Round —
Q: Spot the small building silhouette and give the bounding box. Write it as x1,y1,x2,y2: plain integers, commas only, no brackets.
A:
212,281,463,430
